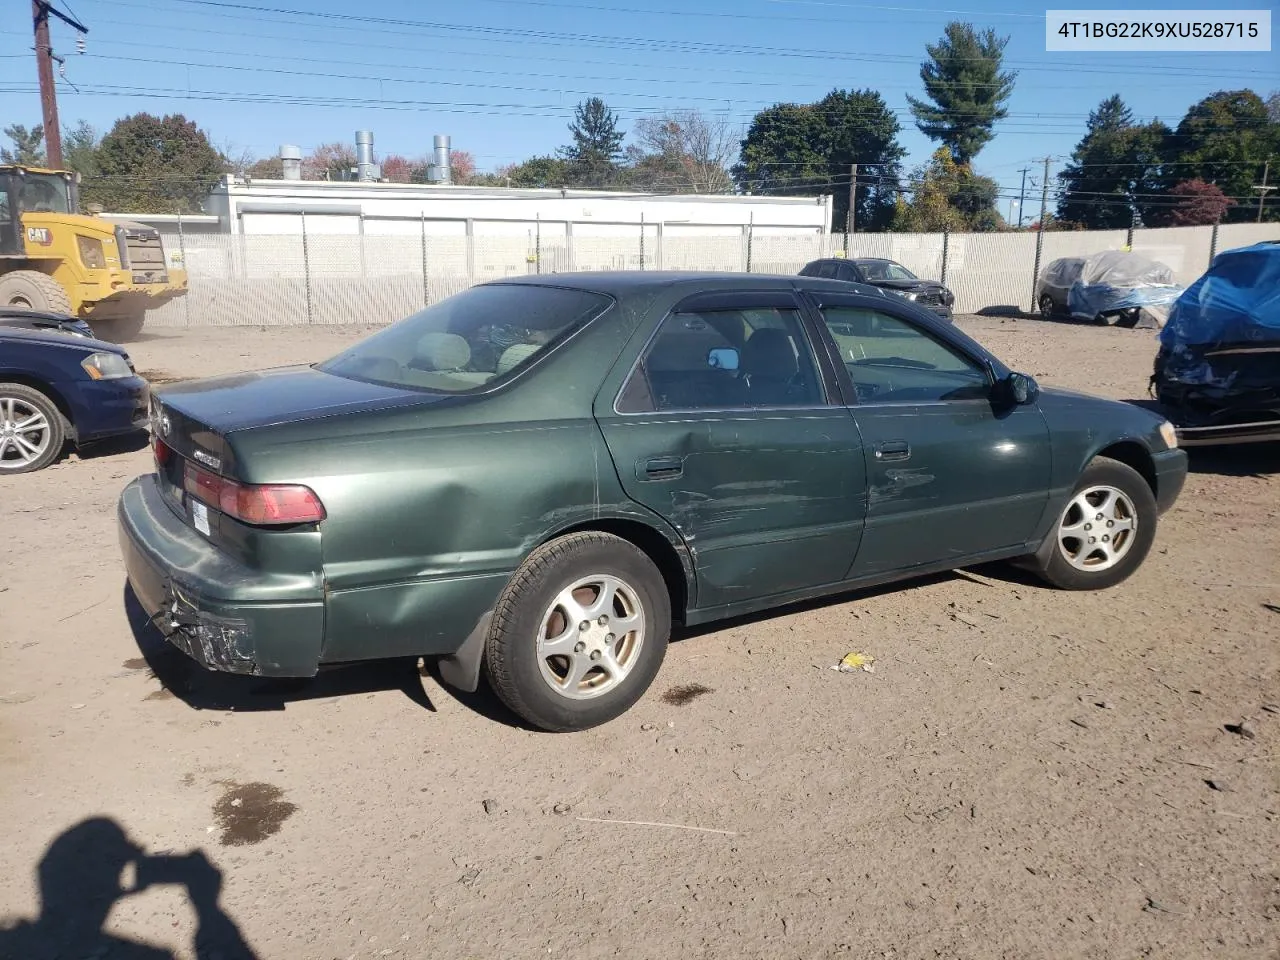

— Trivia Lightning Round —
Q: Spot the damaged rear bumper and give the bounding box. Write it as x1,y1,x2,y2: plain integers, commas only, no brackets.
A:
117,476,325,677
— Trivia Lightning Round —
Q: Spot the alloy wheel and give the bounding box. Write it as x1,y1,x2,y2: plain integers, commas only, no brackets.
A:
0,396,53,470
1057,485,1138,572
536,574,646,700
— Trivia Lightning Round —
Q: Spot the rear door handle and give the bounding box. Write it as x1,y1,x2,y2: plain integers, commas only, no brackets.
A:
642,456,684,481
875,440,910,462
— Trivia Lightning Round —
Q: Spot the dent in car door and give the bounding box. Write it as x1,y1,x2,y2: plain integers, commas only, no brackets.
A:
594,290,866,611
811,297,1052,576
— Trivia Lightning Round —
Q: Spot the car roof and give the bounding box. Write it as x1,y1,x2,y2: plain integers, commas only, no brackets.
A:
489,270,890,300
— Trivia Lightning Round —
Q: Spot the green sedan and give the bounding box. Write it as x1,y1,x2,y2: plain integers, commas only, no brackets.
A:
118,273,1187,731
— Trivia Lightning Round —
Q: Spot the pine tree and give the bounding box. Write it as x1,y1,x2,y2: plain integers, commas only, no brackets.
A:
561,98,625,188
907,22,1016,164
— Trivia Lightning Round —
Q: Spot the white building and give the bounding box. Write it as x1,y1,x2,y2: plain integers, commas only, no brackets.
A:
200,176,833,240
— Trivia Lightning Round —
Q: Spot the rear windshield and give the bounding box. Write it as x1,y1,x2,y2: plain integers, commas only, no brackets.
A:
318,284,613,393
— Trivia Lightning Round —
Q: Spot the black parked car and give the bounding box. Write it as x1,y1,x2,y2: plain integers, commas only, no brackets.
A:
800,258,954,320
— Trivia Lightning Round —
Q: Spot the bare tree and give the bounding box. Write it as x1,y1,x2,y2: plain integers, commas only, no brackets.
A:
631,111,735,194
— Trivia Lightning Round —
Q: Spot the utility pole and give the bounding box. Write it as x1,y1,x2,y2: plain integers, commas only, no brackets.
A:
1038,156,1051,229
1255,159,1273,223
1030,156,1052,313
846,162,858,236
30,1,89,168
1016,166,1029,228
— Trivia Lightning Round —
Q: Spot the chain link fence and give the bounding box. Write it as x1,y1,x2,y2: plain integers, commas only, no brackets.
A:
147,221,1279,327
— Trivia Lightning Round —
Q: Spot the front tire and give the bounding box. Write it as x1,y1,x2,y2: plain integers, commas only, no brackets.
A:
1031,456,1157,591
485,532,671,732
0,383,67,474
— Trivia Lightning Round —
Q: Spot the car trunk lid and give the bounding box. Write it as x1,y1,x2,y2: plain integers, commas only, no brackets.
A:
149,365,443,557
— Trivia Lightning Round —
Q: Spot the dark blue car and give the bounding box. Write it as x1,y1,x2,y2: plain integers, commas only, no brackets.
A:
0,324,149,473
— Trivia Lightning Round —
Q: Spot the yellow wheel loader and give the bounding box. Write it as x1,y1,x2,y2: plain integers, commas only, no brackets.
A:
0,164,188,342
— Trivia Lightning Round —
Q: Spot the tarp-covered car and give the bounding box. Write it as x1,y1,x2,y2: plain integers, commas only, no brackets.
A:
1037,251,1183,328
1152,242,1280,446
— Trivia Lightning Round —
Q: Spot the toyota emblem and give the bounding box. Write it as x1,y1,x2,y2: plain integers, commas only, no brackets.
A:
159,414,171,437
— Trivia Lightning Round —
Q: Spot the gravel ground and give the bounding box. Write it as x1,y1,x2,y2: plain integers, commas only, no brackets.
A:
1,315,1277,960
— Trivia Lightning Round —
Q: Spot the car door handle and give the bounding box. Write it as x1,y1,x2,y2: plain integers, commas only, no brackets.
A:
642,456,684,481
874,440,910,462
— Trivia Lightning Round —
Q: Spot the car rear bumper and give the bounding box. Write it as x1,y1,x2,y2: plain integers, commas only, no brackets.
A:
117,475,325,677
1152,448,1188,514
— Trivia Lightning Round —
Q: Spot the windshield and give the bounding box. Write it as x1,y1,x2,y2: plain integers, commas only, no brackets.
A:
16,173,72,214
318,283,613,393
859,261,918,282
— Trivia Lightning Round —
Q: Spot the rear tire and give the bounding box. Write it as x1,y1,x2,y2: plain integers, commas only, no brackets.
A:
90,312,146,343
484,532,671,732
0,383,67,474
1037,294,1055,320
1030,456,1157,591
0,270,73,315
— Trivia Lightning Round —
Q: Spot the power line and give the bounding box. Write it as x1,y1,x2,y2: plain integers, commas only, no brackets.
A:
68,9,1276,92
107,0,1280,79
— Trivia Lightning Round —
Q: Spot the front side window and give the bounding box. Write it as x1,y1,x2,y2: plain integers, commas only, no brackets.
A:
819,306,988,404
618,304,824,412
319,284,612,393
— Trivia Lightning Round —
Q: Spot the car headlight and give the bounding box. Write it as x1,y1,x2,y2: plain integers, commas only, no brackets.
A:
81,352,133,380
902,291,919,301
1158,420,1179,450
76,236,106,269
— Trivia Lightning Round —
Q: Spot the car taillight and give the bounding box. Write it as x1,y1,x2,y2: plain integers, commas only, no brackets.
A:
182,462,325,526
152,434,172,467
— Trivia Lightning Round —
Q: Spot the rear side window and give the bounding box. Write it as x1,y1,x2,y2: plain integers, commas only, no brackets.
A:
319,284,612,393
618,305,824,412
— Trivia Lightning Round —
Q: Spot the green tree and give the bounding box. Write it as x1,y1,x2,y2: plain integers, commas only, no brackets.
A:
892,147,1003,231
907,22,1016,164
495,155,571,188
735,89,906,231
1057,96,1170,229
244,157,282,179
84,113,224,213
1,124,46,165
61,120,99,179
1155,90,1280,223
560,97,625,187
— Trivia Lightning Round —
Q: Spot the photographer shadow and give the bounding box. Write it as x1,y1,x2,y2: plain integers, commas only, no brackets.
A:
0,817,259,959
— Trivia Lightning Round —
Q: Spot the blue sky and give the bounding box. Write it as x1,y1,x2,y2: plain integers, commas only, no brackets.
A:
2,0,1277,213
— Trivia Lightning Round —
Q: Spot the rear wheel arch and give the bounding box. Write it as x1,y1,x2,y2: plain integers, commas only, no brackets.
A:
536,518,692,623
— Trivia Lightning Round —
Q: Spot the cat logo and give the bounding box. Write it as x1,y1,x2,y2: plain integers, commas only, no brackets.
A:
25,227,52,246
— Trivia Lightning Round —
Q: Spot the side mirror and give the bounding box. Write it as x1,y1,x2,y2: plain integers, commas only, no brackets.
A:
707,347,740,372
1005,372,1039,405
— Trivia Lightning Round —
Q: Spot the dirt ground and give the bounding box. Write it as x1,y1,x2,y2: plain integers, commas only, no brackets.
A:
1,316,1277,960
